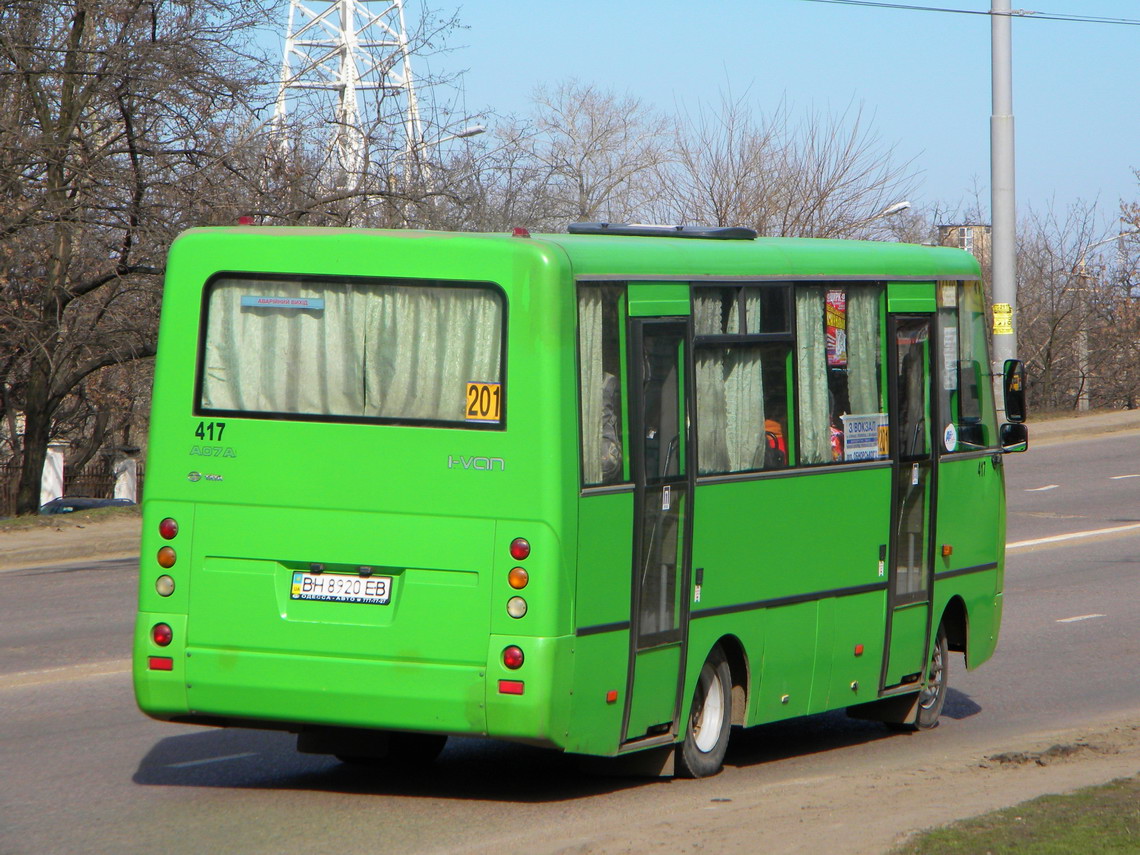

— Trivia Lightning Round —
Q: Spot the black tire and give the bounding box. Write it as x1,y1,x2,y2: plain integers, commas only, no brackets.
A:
676,647,732,778
914,625,949,730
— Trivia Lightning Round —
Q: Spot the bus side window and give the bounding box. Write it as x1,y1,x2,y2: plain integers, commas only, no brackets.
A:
693,285,793,476
795,285,884,464
937,281,995,451
579,285,627,486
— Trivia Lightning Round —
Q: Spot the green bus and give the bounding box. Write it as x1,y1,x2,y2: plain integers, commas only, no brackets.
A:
133,222,1027,777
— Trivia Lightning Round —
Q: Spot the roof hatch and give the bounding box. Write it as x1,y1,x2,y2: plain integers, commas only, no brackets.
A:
568,222,757,240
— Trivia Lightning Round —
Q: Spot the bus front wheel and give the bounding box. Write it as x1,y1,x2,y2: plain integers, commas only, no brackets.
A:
676,647,732,778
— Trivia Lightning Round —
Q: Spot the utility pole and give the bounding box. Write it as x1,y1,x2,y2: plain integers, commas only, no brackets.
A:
990,0,1017,419
273,0,423,188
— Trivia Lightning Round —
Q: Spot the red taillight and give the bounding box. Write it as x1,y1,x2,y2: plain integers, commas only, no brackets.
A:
148,656,174,671
237,215,255,225
159,518,178,540
509,538,530,561
511,227,531,238
157,546,176,568
502,645,524,670
151,623,173,647
498,680,524,695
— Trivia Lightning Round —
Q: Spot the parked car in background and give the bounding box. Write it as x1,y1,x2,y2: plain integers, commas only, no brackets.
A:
38,497,136,515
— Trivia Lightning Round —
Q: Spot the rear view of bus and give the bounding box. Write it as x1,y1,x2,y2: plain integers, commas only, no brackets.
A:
134,226,577,763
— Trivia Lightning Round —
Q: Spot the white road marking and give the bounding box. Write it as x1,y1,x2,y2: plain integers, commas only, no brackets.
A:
1007,522,1140,549
1056,614,1107,624
0,660,130,690
1110,474,1140,480
166,753,257,769
1025,485,1059,492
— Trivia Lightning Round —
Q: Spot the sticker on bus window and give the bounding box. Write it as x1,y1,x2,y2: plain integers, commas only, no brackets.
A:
240,295,325,311
465,382,502,423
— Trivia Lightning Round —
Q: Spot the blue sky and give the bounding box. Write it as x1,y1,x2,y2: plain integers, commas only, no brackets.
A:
445,1,1140,221
273,1,1140,222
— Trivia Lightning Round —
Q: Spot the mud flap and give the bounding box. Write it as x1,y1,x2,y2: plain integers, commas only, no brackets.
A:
577,744,677,777
847,692,919,726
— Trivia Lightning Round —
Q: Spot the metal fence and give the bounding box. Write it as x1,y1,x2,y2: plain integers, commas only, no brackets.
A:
0,458,144,516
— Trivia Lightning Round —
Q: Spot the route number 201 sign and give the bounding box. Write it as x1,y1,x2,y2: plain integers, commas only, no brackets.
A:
465,382,502,423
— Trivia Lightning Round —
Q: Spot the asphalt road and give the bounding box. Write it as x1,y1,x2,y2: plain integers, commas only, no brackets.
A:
1,432,1138,855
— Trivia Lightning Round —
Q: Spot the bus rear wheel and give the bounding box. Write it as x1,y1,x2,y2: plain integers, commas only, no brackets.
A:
676,647,732,778
914,625,949,730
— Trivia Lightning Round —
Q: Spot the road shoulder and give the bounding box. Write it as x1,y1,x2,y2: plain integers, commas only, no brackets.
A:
0,514,140,572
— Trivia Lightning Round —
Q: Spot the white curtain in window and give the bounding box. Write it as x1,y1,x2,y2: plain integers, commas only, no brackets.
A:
847,287,881,415
724,349,765,471
695,289,768,474
202,278,367,414
692,291,722,335
694,292,728,473
202,279,501,422
695,351,729,474
362,286,501,420
578,290,605,485
796,286,831,464
700,351,767,474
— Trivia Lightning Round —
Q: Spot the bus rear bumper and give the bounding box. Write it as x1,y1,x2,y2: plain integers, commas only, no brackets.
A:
190,647,487,734
135,638,488,736
134,628,576,750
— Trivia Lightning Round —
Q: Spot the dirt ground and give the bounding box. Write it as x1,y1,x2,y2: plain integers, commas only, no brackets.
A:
518,719,1140,855
2,513,1138,854
0,512,140,571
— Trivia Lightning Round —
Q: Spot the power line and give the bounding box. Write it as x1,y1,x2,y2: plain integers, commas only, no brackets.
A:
798,0,1140,26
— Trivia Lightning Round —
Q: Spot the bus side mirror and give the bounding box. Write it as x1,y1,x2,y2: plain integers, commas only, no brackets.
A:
1000,422,1028,453
1003,359,1027,423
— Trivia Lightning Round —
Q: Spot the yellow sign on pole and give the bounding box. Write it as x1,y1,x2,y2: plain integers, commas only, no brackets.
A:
992,303,1013,335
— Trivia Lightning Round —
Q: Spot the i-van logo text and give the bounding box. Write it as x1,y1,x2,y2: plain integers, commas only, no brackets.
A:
447,455,505,471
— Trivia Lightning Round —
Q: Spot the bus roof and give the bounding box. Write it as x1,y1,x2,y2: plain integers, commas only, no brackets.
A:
534,230,980,282
173,226,981,283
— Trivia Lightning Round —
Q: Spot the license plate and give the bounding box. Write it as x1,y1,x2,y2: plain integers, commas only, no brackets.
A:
290,571,392,605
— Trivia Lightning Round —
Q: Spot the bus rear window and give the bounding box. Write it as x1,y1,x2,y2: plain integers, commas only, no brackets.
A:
199,276,505,427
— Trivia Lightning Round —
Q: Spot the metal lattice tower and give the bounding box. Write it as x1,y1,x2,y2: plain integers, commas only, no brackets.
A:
273,0,423,181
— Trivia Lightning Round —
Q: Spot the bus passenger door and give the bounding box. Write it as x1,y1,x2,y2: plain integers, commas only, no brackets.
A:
883,315,935,688
622,319,692,744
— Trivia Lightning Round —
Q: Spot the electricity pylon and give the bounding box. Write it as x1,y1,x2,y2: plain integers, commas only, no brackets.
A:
273,0,423,183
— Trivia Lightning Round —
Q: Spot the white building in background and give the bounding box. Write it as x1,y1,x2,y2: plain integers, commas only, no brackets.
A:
938,223,992,265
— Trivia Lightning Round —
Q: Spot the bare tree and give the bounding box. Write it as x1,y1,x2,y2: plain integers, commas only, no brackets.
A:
506,81,669,226
655,94,918,238
0,0,274,514
1013,201,1105,410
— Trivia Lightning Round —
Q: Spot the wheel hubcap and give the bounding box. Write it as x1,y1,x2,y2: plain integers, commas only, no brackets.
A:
919,643,944,710
692,671,725,753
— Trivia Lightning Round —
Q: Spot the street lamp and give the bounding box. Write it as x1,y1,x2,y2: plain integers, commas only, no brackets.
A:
849,200,911,234
440,123,486,143
410,123,485,175
1074,228,1140,411
402,123,487,224
877,200,913,218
